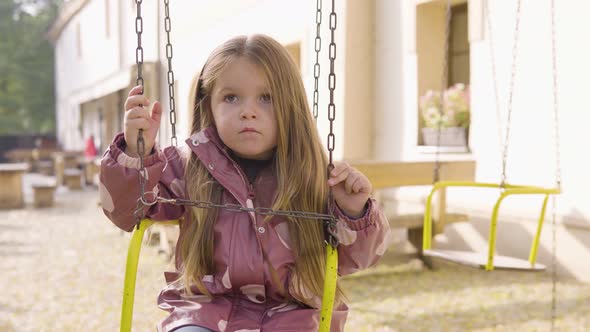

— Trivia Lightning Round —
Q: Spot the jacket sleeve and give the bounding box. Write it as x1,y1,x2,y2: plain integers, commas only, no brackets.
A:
99,133,187,232
332,198,392,276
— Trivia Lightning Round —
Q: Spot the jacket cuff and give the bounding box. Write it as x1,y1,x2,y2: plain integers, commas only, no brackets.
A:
332,198,376,231
109,132,162,169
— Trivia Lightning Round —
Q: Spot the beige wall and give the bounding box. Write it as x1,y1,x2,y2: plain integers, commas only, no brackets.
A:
342,0,375,160
416,3,446,101
285,43,301,70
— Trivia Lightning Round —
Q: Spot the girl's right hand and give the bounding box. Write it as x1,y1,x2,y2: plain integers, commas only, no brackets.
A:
123,85,162,157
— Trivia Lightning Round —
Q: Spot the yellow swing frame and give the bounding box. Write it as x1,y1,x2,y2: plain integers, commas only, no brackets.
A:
422,182,560,271
120,0,341,331
120,219,338,332
420,0,562,271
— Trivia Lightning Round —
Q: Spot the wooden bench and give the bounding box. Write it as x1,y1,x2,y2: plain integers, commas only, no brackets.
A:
63,168,83,190
0,163,29,209
52,151,82,185
36,160,54,176
32,181,57,208
82,157,100,186
350,160,476,256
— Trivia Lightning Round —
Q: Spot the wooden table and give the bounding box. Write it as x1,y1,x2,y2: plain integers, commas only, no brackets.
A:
0,163,29,209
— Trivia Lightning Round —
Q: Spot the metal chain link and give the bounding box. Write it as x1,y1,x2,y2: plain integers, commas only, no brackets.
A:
136,189,340,245
324,0,338,248
500,0,523,187
327,0,336,169
433,0,452,183
483,0,522,188
484,0,507,168
133,0,147,226
140,195,339,246
134,178,340,245
130,0,340,246
163,0,178,146
154,197,337,222
134,0,144,88
312,0,322,121
487,1,561,329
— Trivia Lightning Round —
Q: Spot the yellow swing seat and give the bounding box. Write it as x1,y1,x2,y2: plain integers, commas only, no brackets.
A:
120,219,338,332
422,181,560,271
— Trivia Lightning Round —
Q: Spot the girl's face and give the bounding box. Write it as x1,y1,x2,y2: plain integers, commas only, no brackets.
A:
210,57,278,160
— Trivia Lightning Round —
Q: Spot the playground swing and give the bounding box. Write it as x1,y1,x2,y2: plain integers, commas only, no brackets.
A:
422,0,562,272
120,1,341,332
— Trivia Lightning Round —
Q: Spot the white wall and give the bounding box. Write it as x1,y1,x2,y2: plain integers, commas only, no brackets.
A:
54,0,159,150
555,0,590,226
383,0,590,227
154,0,347,160
53,0,590,227
54,0,353,158
467,0,590,226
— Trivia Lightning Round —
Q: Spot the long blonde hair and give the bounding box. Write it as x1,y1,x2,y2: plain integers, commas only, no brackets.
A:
180,34,343,305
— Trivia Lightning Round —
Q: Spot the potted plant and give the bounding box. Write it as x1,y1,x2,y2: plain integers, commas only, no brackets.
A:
420,83,470,147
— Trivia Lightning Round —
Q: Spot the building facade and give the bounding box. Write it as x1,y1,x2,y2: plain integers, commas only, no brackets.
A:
48,0,590,258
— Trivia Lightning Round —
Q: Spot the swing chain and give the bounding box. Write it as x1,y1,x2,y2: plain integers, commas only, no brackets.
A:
433,0,452,183
133,132,150,229
163,0,178,147
550,0,561,190
130,0,340,246
133,196,339,246
324,218,339,248
500,0,523,188
326,0,337,168
134,0,144,88
324,0,340,249
132,188,340,244
484,0,507,170
312,0,322,121
134,0,147,227
156,197,338,223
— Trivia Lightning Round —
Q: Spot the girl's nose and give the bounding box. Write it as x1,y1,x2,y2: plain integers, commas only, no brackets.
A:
240,103,257,120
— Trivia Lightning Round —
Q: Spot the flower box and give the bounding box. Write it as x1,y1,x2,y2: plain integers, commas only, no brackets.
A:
421,127,467,147
420,83,470,147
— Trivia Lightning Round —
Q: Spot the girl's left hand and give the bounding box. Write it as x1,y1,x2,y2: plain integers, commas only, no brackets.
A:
328,162,372,218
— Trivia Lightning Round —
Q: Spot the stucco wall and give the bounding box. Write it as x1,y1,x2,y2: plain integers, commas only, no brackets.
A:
50,0,590,227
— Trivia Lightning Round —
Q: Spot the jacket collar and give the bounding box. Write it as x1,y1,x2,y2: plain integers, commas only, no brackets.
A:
185,126,251,207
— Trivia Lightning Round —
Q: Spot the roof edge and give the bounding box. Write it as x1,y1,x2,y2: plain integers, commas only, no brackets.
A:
45,0,91,44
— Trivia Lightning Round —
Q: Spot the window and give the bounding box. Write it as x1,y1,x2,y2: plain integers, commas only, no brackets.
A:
449,4,469,86
416,1,470,149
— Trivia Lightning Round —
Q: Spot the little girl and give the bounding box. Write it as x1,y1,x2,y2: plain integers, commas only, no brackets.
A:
100,34,391,332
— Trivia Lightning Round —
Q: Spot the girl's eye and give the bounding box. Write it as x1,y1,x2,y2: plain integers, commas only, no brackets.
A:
223,94,238,103
260,94,272,103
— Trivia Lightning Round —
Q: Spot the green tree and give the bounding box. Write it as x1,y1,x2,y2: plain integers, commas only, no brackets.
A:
0,0,60,135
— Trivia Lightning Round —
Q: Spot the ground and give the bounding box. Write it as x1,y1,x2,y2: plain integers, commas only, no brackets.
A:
1,185,588,331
